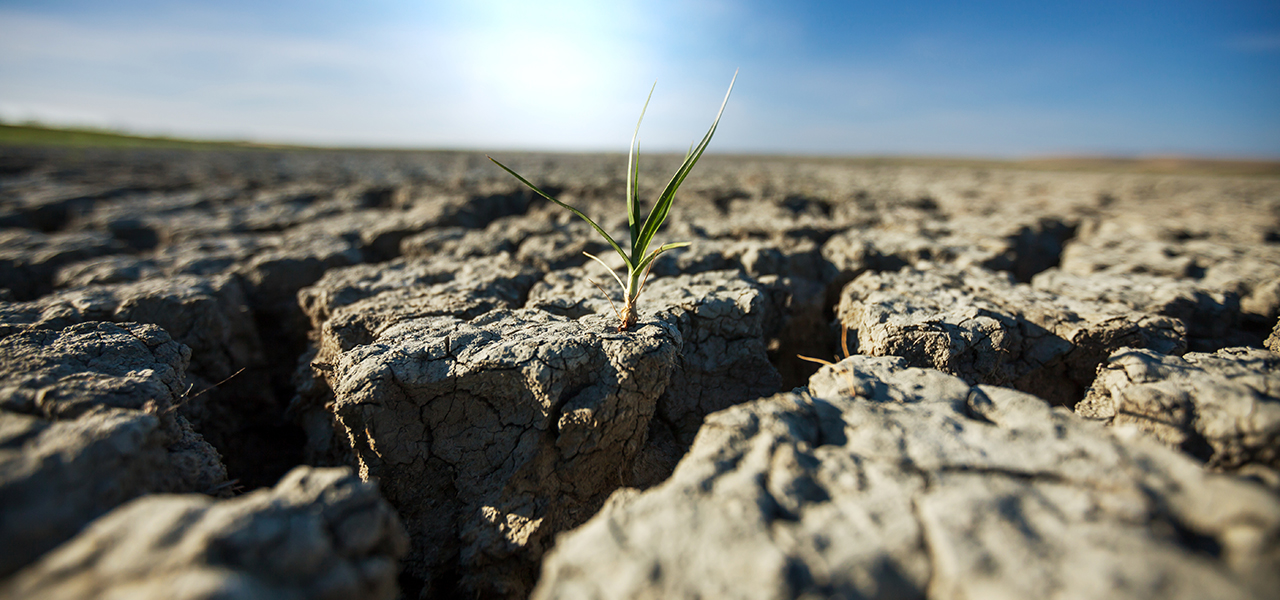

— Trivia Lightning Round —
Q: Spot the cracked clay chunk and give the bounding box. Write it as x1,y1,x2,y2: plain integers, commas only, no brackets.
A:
528,269,783,471
822,214,1075,283
1077,346,1280,475
0,320,189,418
299,253,540,344
836,264,1186,405
642,271,782,444
321,309,680,598
0,274,272,440
0,321,227,575
0,408,210,577
0,229,126,301
533,356,1280,600
1032,268,1250,351
1,466,408,600
291,253,541,466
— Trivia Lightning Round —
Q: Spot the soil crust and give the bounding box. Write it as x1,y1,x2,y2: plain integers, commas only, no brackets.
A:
2,146,1277,599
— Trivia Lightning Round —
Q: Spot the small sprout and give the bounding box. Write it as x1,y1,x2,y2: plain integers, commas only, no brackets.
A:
799,326,859,396
168,367,246,415
489,71,737,331
797,324,853,367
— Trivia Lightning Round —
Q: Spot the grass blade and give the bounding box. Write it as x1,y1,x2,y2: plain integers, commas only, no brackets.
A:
632,241,691,276
628,83,656,259
583,251,627,291
635,70,737,258
488,155,632,267
631,242,690,301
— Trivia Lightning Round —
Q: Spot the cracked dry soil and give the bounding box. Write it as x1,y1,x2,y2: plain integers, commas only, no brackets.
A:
1,146,1278,599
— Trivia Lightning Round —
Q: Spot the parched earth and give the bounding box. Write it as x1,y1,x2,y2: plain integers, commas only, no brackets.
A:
1,146,1278,599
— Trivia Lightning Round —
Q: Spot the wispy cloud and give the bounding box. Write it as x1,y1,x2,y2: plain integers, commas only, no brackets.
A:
1,2,1276,156
0,2,746,149
0,8,388,134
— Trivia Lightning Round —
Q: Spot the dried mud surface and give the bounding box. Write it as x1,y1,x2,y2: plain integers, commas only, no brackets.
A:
1,146,1278,599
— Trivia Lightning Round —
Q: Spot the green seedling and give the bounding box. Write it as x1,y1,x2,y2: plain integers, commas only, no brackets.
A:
488,71,737,332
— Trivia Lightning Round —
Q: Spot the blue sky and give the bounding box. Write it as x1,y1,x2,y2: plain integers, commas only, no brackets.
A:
1,0,1277,157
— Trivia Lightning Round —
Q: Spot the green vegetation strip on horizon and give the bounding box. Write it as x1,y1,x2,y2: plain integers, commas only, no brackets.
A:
0,123,295,151
4,122,1275,178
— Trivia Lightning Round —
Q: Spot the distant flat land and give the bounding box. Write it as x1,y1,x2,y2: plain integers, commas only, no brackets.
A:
3,123,1277,178
0,123,303,151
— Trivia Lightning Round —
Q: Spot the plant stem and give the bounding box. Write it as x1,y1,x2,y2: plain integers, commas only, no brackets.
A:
619,266,646,331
